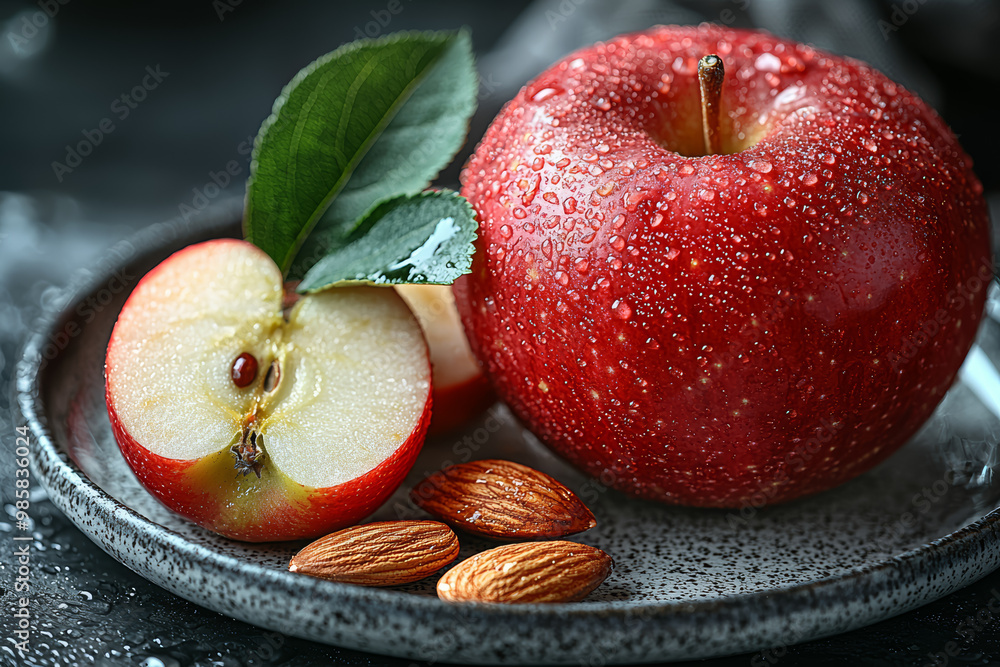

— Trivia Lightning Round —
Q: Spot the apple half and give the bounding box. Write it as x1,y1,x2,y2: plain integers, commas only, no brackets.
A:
395,284,495,433
105,239,432,542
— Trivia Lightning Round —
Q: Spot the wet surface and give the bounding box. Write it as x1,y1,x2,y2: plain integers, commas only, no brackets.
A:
2,493,1000,667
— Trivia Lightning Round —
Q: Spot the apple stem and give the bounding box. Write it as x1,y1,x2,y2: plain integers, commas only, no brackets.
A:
698,54,724,155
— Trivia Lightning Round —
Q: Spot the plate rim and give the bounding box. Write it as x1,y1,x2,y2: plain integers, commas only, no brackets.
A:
16,204,1000,662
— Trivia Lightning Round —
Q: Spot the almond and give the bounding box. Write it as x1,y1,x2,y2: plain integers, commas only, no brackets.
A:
437,540,612,603
410,459,596,540
288,520,459,586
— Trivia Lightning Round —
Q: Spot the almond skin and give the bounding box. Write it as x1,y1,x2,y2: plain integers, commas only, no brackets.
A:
437,540,612,603
410,459,596,540
288,520,459,586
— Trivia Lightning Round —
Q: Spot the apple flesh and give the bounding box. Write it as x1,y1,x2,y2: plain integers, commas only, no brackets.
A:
395,284,494,433
106,239,432,541
456,25,992,507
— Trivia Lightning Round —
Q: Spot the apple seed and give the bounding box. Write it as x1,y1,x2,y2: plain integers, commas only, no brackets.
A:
231,352,258,388
263,360,280,393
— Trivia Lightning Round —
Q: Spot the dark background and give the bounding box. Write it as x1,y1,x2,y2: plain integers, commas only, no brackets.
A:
2,0,1000,665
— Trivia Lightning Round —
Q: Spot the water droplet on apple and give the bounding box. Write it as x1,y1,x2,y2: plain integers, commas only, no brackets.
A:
500,225,513,239
755,52,781,72
666,248,680,260
531,87,561,102
671,55,698,75
748,159,773,174
612,300,633,320
592,97,612,111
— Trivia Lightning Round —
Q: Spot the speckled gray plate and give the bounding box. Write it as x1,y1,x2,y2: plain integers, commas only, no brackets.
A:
17,203,1000,665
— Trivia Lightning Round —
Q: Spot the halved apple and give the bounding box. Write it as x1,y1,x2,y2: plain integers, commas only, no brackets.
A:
395,284,494,434
105,239,432,542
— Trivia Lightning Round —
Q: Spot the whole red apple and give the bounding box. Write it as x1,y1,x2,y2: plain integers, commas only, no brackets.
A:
106,239,432,541
456,25,992,507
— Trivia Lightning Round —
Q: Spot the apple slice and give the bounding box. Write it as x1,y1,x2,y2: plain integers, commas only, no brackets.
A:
105,238,432,542
395,284,494,434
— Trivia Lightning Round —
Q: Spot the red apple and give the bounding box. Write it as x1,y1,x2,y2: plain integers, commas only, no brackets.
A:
395,284,495,433
456,25,992,507
105,239,432,541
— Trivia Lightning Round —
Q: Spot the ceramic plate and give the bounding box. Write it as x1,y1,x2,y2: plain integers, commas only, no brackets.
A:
17,204,1000,664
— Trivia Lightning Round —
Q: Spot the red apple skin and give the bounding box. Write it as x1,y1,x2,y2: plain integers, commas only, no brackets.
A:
456,25,992,507
106,388,431,542
429,371,495,434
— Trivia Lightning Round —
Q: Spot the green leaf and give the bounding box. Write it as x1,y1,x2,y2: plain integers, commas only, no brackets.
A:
289,30,478,279
243,30,476,276
297,190,477,291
